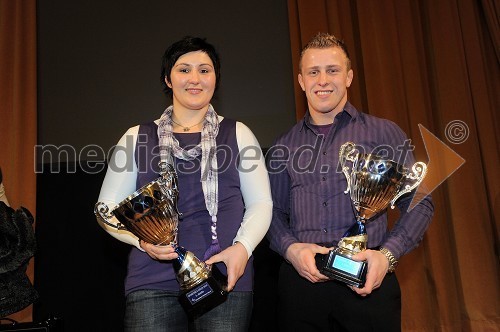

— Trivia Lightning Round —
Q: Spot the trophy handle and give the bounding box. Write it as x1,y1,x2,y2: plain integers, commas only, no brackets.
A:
390,161,427,208
339,142,357,194
159,160,173,175
159,161,182,217
94,201,127,231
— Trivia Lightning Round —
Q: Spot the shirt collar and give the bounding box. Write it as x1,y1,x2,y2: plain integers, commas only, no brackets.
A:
300,101,359,132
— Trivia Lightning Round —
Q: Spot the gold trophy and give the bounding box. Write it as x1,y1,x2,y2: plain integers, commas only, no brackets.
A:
316,142,427,287
94,162,227,318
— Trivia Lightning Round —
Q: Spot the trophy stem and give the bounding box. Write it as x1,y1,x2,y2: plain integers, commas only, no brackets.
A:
173,245,211,290
337,220,368,255
343,220,366,238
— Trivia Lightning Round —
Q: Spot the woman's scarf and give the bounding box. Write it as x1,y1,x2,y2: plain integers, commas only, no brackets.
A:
158,104,221,260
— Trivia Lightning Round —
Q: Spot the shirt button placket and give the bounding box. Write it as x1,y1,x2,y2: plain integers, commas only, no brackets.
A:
320,149,329,239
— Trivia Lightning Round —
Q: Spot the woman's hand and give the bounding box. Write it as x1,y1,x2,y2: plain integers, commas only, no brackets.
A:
140,241,178,261
205,242,248,292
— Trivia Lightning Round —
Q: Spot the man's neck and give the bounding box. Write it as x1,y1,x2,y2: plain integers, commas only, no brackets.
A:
309,102,347,125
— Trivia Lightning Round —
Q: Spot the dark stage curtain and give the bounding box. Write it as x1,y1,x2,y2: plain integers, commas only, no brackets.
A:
286,0,499,330
0,0,37,323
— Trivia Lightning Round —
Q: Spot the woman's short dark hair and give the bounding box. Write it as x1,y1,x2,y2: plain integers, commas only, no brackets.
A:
160,36,221,96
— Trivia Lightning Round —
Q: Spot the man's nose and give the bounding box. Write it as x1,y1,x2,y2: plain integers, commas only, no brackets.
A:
318,71,328,85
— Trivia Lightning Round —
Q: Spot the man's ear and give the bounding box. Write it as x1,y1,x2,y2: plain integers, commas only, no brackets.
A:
298,73,305,91
346,69,354,88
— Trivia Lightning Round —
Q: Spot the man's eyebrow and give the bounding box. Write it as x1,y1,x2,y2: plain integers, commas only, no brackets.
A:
304,64,341,70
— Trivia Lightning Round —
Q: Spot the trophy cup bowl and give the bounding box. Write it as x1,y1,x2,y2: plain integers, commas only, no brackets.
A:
316,142,427,287
94,162,228,318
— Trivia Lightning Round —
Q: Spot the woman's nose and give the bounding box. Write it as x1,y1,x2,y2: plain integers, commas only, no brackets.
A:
188,71,200,83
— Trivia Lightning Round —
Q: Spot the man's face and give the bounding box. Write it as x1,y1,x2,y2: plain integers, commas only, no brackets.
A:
298,47,353,117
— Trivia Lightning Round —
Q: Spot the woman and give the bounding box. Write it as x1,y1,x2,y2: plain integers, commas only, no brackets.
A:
96,36,272,331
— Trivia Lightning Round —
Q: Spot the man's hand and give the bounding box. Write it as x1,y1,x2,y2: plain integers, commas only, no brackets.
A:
350,249,389,296
285,243,331,283
205,242,248,292
140,241,178,261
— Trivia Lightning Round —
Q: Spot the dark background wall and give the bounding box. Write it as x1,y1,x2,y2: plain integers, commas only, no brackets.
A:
35,0,293,330
34,163,130,331
37,0,296,163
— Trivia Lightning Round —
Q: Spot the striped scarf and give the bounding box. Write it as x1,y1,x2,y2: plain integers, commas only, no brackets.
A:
158,104,221,260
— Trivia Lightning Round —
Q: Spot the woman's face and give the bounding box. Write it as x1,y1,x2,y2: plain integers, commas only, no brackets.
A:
166,51,216,113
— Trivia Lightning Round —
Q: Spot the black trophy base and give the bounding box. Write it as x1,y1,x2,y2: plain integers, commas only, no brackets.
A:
316,249,367,288
178,264,228,319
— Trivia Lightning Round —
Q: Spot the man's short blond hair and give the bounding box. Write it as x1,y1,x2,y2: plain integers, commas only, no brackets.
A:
300,32,351,70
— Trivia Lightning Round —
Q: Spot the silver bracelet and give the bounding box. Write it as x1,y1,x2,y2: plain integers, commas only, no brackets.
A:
380,247,398,273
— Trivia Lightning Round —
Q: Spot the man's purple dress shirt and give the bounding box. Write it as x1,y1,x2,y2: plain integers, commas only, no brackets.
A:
266,102,434,260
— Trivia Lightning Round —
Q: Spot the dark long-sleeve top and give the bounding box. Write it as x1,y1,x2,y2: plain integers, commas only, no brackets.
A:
266,101,434,260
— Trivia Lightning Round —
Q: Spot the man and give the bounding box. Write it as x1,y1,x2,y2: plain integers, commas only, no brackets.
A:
266,33,434,331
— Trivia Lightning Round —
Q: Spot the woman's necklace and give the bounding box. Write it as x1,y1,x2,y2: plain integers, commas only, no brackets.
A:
171,117,205,132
